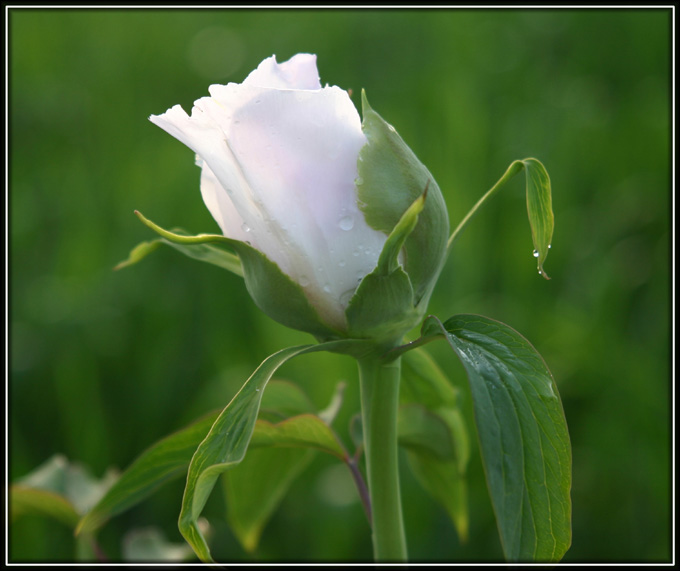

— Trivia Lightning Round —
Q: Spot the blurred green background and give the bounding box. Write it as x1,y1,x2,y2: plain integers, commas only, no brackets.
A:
9,7,671,563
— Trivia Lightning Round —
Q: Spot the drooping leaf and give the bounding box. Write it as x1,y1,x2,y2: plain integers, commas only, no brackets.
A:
522,158,554,279
223,380,348,553
421,314,571,562
178,339,360,563
446,158,554,279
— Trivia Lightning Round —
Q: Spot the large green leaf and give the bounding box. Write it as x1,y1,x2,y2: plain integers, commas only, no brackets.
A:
422,315,571,562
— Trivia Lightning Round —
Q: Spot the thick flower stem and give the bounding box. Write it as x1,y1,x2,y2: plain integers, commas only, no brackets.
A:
357,351,407,562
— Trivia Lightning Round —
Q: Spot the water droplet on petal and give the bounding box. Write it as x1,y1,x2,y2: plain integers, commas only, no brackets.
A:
548,244,552,249
241,223,251,233
299,276,310,287
338,259,346,267
355,176,364,186
323,284,332,294
338,216,354,231
533,249,540,258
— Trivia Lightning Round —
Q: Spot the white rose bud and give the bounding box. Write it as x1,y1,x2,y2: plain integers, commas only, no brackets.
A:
149,54,448,344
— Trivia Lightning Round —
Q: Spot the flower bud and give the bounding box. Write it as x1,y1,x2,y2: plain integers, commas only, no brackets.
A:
150,54,448,343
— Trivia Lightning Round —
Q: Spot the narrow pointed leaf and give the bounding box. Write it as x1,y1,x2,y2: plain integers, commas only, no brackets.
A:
178,339,357,562
423,314,571,562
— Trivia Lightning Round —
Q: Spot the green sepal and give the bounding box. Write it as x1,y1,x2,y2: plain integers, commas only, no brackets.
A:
358,91,449,307
115,230,244,276
133,211,342,342
344,191,427,344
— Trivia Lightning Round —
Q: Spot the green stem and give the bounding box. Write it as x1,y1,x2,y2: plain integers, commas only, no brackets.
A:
447,160,525,251
357,351,407,562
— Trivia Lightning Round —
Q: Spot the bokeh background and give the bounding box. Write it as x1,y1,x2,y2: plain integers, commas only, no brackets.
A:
8,7,672,563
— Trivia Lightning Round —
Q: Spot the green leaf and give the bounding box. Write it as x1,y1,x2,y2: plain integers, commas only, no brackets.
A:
76,411,219,535
522,158,554,279
405,450,469,544
250,414,347,459
423,314,572,562
224,380,347,553
223,447,314,553
178,339,357,562
398,348,470,542
447,158,554,279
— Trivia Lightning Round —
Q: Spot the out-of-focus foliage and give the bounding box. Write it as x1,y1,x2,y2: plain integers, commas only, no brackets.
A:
9,7,671,562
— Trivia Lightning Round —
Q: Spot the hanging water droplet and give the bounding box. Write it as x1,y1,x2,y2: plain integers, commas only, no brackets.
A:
241,223,251,233
338,215,354,231
533,249,540,258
